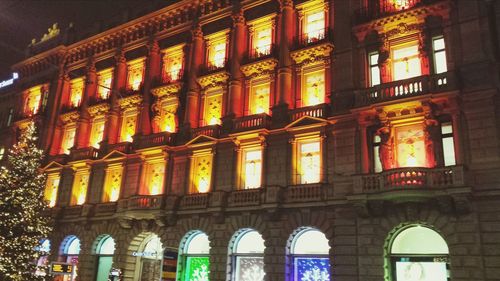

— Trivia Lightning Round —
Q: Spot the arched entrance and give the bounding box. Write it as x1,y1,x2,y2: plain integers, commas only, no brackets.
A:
178,231,210,281
229,229,265,281
134,233,163,281
58,235,81,281
94,235,116,281
387,225,450,281
288,227,331,281
35,238,51,276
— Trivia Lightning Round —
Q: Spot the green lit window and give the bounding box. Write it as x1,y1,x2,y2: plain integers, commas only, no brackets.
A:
180,232,210,281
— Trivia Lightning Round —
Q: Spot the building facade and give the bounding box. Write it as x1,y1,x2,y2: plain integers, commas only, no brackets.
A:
0,0,499,280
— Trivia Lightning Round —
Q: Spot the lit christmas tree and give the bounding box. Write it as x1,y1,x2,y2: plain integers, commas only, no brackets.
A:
0,123,53,281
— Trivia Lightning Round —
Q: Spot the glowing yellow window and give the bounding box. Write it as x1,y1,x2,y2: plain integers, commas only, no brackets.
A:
392,44,421,81
97,68,113,100
243,149,262,189
44,175,60,208
254,27,272,56
190,154,212,194
120,112,137,142
304,9,325,40
70,171,89,206
299,141,321,184
127,58,145,91
395,124,426,168
250,83,270,115
303,69,325,106
207,33,227,68
204,91,222,126
140,160,166,195
163,45,184,82
61,126,76,154
25,86,42,115
69,78,84,108
90,118,105,148
102,165,122,202
161,104,178,133
391,0,411,10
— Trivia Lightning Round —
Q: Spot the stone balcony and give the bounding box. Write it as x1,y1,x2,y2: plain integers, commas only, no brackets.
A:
134,132,172,150
69,147,99,162
289,103,330,122
233,114,271,133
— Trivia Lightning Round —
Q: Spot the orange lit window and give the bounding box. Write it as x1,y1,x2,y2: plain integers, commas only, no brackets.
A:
97,68,113,100
140,159,166,196
242,149,262,189
392,44,421,81
249,82,270,115
206,32,227,68
127,58,145,91
70,170,89,206
190,153,212,194
395,124,426,167
44,174,60,207
249,16,274,58
90,118,105,148
61,125,76,154
24,85,43,115
302,68,325,106
305,9,325,40
298,140,321,184
162,45,184,83
159,103,178,133
69,78,84,108
204,89,222,126
102,164,122,202
120,111,137,142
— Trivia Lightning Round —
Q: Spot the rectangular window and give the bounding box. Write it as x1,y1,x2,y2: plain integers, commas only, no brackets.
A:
304,9,325,42
162,45,184,83
203,90,223,126
44,174,60,207
249,82,270,115
120,111,137,142
392,44,421,81
160,103,178,133
190,154,213,194
369,52,381,86
127,58,145,91
102,164,123,202
90,118,105,148
373,134,382,173
395,124,426,168
140,160,166,195
69,78,84,108
97,68,113,100
70,171,89,206
243,149,262,189
441,122,456,166
303,69,325,107
206,32,227,68
25,85,42,115
61,126,76,154
433,37,447,74
299,141,321,184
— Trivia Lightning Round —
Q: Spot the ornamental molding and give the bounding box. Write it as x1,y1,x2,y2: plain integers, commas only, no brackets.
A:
151,82,183,99
240,58,278,79
197,71,230,89
60,111,80,124
119,94,143,110
290,42,333,65
88,103,110,118
382,22,425,41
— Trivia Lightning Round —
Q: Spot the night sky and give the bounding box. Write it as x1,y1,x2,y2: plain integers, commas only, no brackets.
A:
0,0,179,78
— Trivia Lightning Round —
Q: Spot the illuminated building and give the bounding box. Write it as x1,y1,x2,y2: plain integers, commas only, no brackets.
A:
0,0,499,280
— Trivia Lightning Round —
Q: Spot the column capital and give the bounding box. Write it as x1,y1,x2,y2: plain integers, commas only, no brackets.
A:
147,39,160,55
279,0,294,10
231,10,245,26
85,57,96,74
191,24,204,39
114,48,126,64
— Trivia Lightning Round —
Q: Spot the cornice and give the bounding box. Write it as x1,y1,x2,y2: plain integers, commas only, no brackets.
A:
290,42,334,65
151,82,183,99
240,58,278,79
197,71,230,89
88,103,110,117
119,94,143,110
60,111,80,124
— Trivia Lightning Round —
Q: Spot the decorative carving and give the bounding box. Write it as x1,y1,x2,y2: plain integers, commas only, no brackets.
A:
377,125,394,170
424,116,440,167
197,71,230,89
114,48,126,64
191,24,203,39
88,103,110,117
151,83,182,99
60,111,80,124
118,94,143,110
241,58,278,79
290,43,334,65
279,0,294,9
117,216,134,229
231,10,245,26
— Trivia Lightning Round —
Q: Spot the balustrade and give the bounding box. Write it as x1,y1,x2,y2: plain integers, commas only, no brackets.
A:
179,193,209,209
285,183,326,203
290,103,329,121
233,114,270,132
127,195,164,210
228,189,263,207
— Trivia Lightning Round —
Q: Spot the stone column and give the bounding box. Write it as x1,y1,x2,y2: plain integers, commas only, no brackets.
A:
75,58,96,148
226,10,246,119
104,49,127,145
138,39,160,136
48,69,70,155
183,24,204,130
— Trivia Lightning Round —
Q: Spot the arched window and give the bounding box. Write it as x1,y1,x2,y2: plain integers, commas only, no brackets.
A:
95,236,115,281
230,229,265,281
389,225,449,281
60,235,81,281
180,231,210,281
35,239,51,276
136,234,163,281
290,228,331,281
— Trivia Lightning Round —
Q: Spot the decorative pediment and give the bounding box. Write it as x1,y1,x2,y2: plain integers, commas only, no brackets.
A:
197,71,230,89
290,42,333,65
88,103,110,117
186,135,217,147
42,161,64,171
151,82,183,99
60,111,80,124
241,58,278,79
119,94,143,110
285,115,328,130
101,150,127,161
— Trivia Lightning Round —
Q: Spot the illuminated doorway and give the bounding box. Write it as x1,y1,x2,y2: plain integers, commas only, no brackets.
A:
229,229,265,281
289,228,331,281
179,231,211,281
95,235,115,281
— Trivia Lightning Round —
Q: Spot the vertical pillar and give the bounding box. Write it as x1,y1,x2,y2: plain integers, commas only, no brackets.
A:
276,0,294,107
226,9,246,118
75,58,96,148
183,24,204,129
451,112,463,165
138,39,160,136
48,69,70,155
105,49,127,145
358,120,370,174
